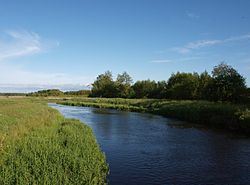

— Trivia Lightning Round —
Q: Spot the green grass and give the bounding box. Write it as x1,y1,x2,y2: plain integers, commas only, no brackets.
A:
0,98,108,184
58,97,250,135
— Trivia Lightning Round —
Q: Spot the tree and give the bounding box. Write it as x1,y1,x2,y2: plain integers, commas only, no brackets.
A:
116,72,133,98
132,80,157,98
116,72,133,85
64,90,91,96
90,71,118,97
149,81,168,99
211,63,247,102
28,89,64,97
89,63,248,102
196,71,213,100
247,88,250,103
167,72,199,99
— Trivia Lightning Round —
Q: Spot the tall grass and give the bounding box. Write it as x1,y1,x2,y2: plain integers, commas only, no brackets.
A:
0,98,108,184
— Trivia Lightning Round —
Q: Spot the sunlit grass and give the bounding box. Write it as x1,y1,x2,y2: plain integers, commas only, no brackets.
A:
0,98,108,184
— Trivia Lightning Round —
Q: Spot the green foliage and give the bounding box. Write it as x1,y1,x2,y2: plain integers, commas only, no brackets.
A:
0,93,27,96
28,89,64,97
167,72,199,99
237,109,250,121
131,80,157,98
210,63,247,102
154,81,168,99
91,71,118,98
247,88,250,103
116,72,133,85
64,90,91,96
0,98,108,184
89,63,248,103
27,89,91,97
116,72,133,98
196,71,213,100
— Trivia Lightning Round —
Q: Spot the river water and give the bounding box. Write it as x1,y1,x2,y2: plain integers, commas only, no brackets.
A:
49,103,250,185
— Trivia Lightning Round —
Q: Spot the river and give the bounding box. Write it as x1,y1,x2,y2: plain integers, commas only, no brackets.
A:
49,103,250,185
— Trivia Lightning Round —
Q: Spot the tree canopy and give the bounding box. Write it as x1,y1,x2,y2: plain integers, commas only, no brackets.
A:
90,71,118,98
89,63,249,103
28,89,64,97
167,72,199,99
211,63,247,102
116,72,133,98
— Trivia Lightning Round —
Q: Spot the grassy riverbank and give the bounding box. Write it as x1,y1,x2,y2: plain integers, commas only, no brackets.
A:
58,98,250,135
0,98,108,184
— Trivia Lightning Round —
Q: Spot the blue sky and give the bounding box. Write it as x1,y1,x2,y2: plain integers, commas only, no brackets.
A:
0,0,250,92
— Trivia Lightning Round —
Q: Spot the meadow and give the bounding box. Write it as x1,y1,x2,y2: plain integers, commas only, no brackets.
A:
0,95,249,184
0,98,108,184
58,97,250,135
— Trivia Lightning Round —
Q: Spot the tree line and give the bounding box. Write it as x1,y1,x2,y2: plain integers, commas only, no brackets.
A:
90,63,250,102
0,93,27,96
27,89,91,97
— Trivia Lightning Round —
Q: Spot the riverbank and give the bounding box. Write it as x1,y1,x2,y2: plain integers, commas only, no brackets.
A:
58,98,250,135
0,98,108,184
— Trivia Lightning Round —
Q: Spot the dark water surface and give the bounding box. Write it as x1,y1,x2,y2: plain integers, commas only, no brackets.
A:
49,103,250,185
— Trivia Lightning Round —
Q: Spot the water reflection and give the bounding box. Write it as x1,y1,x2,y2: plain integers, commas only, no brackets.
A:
49,103,250,185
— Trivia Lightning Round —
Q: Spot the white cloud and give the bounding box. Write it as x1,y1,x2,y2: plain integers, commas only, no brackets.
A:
0,29,92,92
186,12,200,19
0,84,90,93
0,29,83,88
0,63,93,92
172,40,221,54
178,56,202,61
172,33,250,54
150,59,172,63
0,30,58,61
0,63,92,85
186,40,221,49
150,57,202,64
171,47,190,54
225,33,250,42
